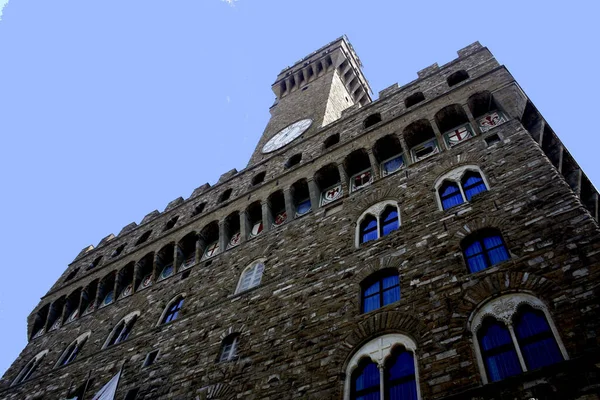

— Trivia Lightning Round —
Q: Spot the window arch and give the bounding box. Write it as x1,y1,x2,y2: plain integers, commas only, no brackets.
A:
55,332,90,368
434,166,490,211
236,260,265,294
103,312,139,349
344,334,420,400
461,228,509,273
159,295,185,325
447,70,469,87
363,113,382,129
356,201,401,247
361,269,401,313
219,334,240,362
12,350,48,386
469,294,567,384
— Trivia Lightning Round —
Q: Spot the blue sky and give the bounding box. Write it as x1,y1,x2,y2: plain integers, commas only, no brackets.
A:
1,1,599,376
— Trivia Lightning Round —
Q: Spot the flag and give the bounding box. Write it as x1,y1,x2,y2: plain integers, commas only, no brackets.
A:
91,370,121,400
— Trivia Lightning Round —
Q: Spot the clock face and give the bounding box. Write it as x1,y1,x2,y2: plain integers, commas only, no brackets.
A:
262,119,313,153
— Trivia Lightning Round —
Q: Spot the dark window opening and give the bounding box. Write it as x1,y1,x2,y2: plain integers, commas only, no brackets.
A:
156,243,175,280
404,119,438,162
177,232,197,269
435,104,470,133
219,189,233,203
447,70,469,87
468,91,498,119
163,216,179,232
246,202,264,238
192,202,206,217
404,92,425,108
324,133,340,149
64,267,80,283
97,272,116,308
143,351,159,368
268,190,287,227
219,334,240,362
116,262,134,300
344,149,373,192
135,230,152,246
200,221,220,260
291,179,311,217
80,280,98,316
63,289,81,324
314,164,341,193
134,253,154,291
31,305,49,339
111,244,126,258
107,317,137,347
88,256,103,270
251,171,266,186
46,297,66,331
285,153,302,169
363,113,382,129
224,212,241,249
373,135,404,176
124,388,140,400
485,134,501,146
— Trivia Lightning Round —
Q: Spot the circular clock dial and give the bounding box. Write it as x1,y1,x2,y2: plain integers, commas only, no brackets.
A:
262,119,313,153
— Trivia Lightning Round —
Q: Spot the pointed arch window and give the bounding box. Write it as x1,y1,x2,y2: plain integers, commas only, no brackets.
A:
435,167,489,210
161,297,184,324
470,294,567,384
462,171,487,201
12,351,48,386
57,334,89,367
439,181,464,209
345,334,420,400
362,270,401,313
104,314,138,348
219,334,240,362
236,261,265,294
356,201,401,247
462,229,509,273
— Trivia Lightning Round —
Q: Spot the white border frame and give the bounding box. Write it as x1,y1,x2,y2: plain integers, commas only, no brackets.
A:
102,311,140,349
156,294,186,326
355,201,401,248
434,165,490,211
55,331,91,368
235,259,266,294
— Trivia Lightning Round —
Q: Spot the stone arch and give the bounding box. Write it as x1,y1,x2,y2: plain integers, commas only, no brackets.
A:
453,216,511,242
431,153,483,179
452,271,563,331
218,324,249,341
206,383,236,400
349,187,404,224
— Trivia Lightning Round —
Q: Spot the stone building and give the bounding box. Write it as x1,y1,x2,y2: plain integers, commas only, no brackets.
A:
1,37,600,400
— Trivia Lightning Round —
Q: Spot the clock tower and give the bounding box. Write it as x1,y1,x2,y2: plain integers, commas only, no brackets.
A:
247,36,372,167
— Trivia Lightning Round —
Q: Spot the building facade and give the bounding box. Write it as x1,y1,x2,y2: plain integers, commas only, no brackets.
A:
1,37,600,400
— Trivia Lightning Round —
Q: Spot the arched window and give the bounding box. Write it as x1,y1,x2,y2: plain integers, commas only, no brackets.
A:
360,215,378,244
403,119,439,163
219,334,240,362
439,181,463,210
447,70,469,87
344,334,420,400
356,201,401,247
435,166,489,211
104,313,138,349
404,92,425,108
251,171,266,186
291,179,311,217
361,269,401,313
12,351,48,386
160,296,184,324
351,359,379,399
461,171,487,201
236,261,265,294
56,333,90,367
462,229,509,273
324,133,340,149
434,104,474,148
363,113,382,129
470,294,567,384
514,306,564,371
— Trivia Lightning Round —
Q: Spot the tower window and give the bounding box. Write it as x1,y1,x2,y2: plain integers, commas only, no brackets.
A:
268,190,287,227
251,171,266,186
403,119,439,162
373,135,405,177
143,351,159,368
177,232,197,270
447,70,469,87
435,104,474,148
161,296,184,324
134,252,154,291
246,202,264,238
116,262,134,300
314,164,342,206
12,351,48,386
363,113,382,129
468,91,507,132
224,212,242,250
361,269,401,313
156,243,175,281
285,153,302,169
104,314,138,348
192,202,206,217
56,334,89,367
219,188,233,203
323,133,340,149
111,244,126,258
219,334,240,362
236,261,265,294
135,230,152,246
435,167,489,210
344,149,373,193
462,229,509,273
200,221,220,260
64,267,80,283
88,255,103,270
163,216,179,232
356,202,401,247
404,91,425,108
291,179,311,217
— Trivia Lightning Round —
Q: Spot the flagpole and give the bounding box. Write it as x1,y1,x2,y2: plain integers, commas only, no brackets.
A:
80,369,92,400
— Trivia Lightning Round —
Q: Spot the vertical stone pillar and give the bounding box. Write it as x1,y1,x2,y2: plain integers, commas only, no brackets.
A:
262,200,272,232
429,118,445,151
461,103,479,134
173,244,180,269
338,163,349,194
308,178,320,210
367,149,381,179
195,234,205,262
152,253,160,280
218,220,228,254
283,188,295,222
239,210,248,243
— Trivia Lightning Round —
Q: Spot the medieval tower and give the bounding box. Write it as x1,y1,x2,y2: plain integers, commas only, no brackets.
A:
1,37,599,400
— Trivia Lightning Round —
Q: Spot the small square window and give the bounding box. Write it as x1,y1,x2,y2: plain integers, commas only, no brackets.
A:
485,134,501,146
143,350,159,368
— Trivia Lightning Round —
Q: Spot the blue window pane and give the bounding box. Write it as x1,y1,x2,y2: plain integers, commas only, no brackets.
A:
383,156,404,175
296,199,311,215
383,275,399,289
440,182,464,210
388,352,414,379
381,209,399,236
467,254,489,273
363,296,380,313
388,381,417,400
364,282,380,296
354,361,380,400
361,217,378,243
465,241,483,257
483,235,503,250
479,321,523,382
462,173,487,201
383,287,400,306
515,310,563,370
386,352,417,400
441,184,460,197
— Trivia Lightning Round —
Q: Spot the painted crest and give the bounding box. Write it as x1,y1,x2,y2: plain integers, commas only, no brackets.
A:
227,232,241,249
321,184,343,206
181,256,195,270
83,302,95,316
250,222,263,238
67,308,79,323
50,318,61,331
160,264,174,280
141,274,153,289
273,211,287,226
478,111,506,132
446,125,474,146
202,241,220,260
120,284,133,299
350,170,373,192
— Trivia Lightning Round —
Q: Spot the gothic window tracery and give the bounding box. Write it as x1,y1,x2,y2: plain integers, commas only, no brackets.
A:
356,201,401,247
160,296,184,325
104,312,139,349
236,260,265,294
435,166,489,210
